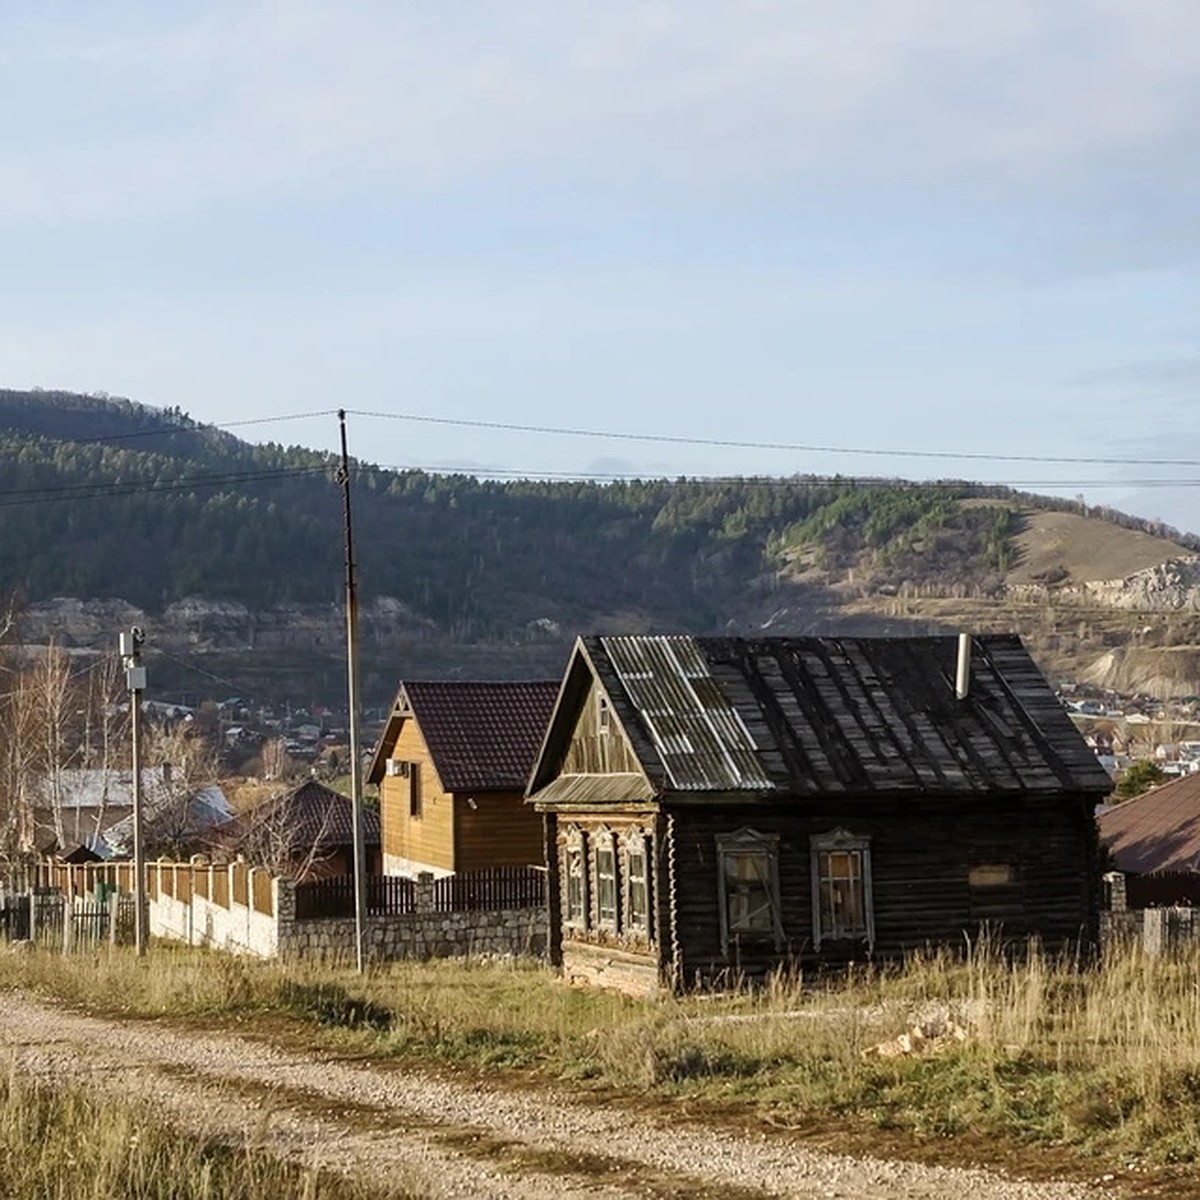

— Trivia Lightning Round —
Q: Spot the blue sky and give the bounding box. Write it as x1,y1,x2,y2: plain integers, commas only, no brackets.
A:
4,2,1200,532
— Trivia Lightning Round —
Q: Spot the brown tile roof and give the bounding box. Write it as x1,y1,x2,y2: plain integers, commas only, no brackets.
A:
400,680,560,792
218,780,380,856
1098,772,1200,875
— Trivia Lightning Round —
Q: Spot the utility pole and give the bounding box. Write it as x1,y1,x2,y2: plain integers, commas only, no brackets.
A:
120,627,147,956
337,411,368,973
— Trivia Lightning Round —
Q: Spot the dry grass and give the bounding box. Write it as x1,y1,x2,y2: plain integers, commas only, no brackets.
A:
0,1063,389,1200
6,936,1200,1167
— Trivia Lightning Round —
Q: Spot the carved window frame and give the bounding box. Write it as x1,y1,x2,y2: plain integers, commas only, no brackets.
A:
810,827,874,951
622,828,651,938
562,826,588,931
594,827,618,931
716,828,783,956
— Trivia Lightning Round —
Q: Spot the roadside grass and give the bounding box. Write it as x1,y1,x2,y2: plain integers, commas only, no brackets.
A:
4,936,1200,1167
0,1064,390,1200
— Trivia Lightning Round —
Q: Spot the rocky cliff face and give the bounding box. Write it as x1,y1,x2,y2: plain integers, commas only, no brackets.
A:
19,595,440,654
1076,557,1200,611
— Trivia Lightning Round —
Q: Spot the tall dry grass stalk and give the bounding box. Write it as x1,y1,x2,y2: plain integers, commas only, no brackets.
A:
0,1063,385,1199
5,937,1200,1162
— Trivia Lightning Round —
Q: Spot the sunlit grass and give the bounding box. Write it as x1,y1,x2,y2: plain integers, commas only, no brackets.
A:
5,935,1200,1165
0,1065,389,1199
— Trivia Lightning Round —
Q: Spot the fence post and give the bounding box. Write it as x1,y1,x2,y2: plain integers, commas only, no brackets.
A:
62,892,73,956
415,872,434,914
108,890,120,946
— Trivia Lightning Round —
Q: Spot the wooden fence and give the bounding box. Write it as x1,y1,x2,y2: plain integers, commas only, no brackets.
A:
37,859,275,920
294,866,544,920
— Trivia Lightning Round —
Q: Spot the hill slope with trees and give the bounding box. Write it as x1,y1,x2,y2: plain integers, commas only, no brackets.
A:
3,388,1198,701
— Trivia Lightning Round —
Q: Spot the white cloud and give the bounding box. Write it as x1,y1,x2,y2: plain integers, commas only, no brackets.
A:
5,1,1200,222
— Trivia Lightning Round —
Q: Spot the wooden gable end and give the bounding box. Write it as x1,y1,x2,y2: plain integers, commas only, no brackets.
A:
561,676,642,776
379,713,455,874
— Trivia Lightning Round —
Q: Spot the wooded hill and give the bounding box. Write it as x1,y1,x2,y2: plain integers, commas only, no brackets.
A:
3,388,1198,699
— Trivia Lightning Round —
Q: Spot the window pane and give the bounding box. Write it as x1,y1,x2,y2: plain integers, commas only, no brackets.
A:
725,851,773,933
597,847,616,925
627,847,647,929
565,848,584,924
818,849,866,938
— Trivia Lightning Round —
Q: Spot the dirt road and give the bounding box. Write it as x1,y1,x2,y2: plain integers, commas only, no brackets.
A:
1,991,1112,1199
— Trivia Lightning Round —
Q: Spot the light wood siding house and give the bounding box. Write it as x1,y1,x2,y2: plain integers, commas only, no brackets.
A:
368,680,560,878
527,634,1113,996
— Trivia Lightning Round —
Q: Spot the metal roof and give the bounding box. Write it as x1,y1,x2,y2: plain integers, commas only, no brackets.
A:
572,634,1112,799
1098,773,1200,875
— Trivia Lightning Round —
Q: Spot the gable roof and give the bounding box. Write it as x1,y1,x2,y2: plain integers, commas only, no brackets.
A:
216,779,380,857
530,634,1112,800
1097,772,1200,875
368,680,560,791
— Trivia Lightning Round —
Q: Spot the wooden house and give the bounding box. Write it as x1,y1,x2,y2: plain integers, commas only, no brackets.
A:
212,779,380,881
527,634,1112,995
1097,773,1200,906
368,680,559,878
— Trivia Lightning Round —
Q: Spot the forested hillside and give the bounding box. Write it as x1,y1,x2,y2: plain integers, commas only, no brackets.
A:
0,389,1191,645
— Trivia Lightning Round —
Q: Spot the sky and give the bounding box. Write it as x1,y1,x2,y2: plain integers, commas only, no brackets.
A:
3,2,1200,533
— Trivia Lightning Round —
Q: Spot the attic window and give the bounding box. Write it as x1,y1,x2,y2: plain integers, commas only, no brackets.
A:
598,695,611,736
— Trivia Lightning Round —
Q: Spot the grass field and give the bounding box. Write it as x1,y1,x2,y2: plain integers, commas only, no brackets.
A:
3,935,1200,1177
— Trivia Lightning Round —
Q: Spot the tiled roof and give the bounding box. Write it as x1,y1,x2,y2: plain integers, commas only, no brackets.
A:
219,780,380,855
403,680,560,792
1098,773,1200,875
541,634,1111,799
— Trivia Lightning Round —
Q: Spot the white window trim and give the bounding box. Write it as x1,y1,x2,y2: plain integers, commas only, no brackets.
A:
562,827,588,931
810,827,875,952
622,829,651,937
594,828,618,931
716,827,784,956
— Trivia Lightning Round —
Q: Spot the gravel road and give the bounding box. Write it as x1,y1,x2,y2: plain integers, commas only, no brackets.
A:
1,990,1114,1199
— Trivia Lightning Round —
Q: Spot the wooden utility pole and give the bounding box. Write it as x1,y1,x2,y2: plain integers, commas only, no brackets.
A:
337,411,368,973
120,627,147,956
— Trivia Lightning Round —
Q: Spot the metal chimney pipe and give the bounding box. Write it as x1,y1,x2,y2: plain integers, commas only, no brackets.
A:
955,633,972,700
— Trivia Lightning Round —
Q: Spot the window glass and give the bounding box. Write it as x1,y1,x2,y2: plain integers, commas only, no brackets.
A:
626,843,647,931
565,845,586,926
810,830,873,949
596,844,617,927
817,849,866,937
724,851,775,934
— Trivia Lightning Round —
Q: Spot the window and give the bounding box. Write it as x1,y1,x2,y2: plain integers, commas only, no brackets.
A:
716,829,783,955
598,694,611,735
595,835,617,929
408,765,422,819
563,832,587,929
624,832,649,935
810,829,874,950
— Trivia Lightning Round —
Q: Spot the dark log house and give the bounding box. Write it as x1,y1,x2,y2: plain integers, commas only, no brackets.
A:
527,634,1112,995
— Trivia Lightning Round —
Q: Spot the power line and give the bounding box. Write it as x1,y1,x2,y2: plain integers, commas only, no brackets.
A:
347,409,1200,470
0,465,330,509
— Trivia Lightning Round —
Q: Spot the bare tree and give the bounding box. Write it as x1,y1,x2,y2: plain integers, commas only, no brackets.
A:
140,724,223,858
237,786,338,881
27,642,82,851
260,736,294,783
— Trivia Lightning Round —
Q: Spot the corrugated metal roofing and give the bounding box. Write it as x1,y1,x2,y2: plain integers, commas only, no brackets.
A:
1098,773,1200,875
402,680,560,792
601,635,772,791
579,634,1112,798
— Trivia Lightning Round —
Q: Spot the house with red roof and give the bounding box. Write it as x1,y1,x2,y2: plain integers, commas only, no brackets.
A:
1097,772,1200,907
367,680,559,879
